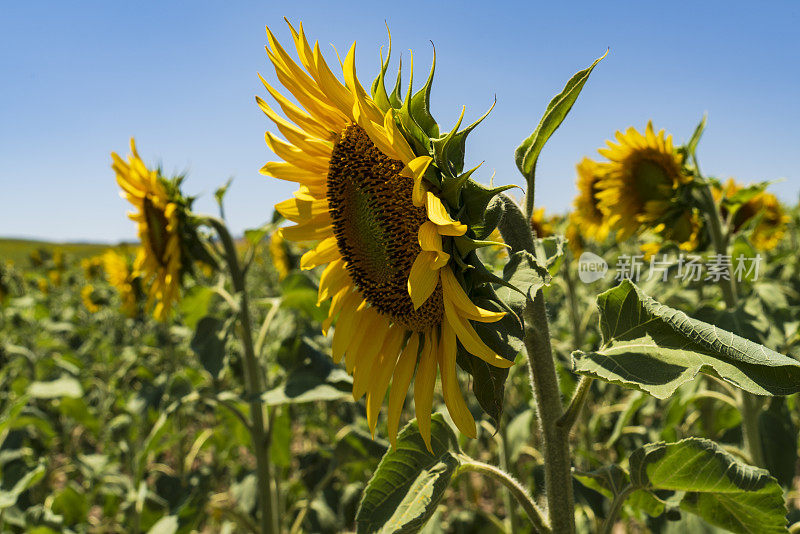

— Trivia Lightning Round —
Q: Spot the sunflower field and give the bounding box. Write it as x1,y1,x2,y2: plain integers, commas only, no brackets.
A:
3,19,800,534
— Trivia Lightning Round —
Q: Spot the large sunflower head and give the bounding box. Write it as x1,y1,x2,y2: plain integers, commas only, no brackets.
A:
259,21,515,449
595,122,691,240
571,157,610,244
715,178,789,251
103,249,142,318
112,140,213,320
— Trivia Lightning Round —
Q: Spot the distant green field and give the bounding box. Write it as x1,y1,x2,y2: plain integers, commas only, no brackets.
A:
0,238,122,266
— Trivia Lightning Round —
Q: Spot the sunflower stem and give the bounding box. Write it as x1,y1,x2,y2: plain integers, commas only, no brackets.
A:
205,216,278,534
523,294,575,533
456,456,551,533
699,182,765,468
499,194,575,531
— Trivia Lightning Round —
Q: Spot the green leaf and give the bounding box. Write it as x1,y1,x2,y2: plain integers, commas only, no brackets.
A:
514,51,607,182
536,235,566,276
244,222,275,247
758,397,798,487
179,285,215,329
686,113,707,160
261,363,352,406
498,251,551,303
28,375,83,399
356,414,460,534
190,316,228,380
572,280,800,399
214,177,233,211
0,462,46,510
280,273,328,322
575,464,666,518
629,438,788,533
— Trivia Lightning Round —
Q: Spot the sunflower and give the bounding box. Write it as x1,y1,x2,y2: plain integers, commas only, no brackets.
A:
529,207,554,238
259,21,513,449
81,285,101,313
571,157,610,243
715,178,789,250
103,249,140,318
112,140,183,320
81,255,105,280
596,122,691,240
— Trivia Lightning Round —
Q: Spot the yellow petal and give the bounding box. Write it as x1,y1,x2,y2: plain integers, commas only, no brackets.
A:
331,292,362,363
260,161,326,187
414,332,438,453
426,192,467,236
408,252,440,310
280,218,332,242
300,236,340,269
317,258,349,304
366,327,405,436
443,297,514,368
274,196,328,222
440,268,505,323
439,320,476,438
387,333,419,448
351,312,390,398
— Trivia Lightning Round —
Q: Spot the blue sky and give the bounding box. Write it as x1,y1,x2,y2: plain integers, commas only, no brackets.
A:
2,0,798,243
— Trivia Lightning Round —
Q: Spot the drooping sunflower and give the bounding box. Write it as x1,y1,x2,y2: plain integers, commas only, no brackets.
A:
595,122,692,240
259,21,514,448
571,157,610,244
103,249,141,318
715,178,789,250
112,140,184,321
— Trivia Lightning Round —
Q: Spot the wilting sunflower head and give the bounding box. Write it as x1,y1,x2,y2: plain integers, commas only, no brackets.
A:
596,122,692,241
259,20,515,449
572,157,610,244
103,249,141,318
112,139,211,320
715,178,789,251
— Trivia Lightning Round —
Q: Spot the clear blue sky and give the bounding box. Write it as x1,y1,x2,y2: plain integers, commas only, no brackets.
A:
2,0,798,243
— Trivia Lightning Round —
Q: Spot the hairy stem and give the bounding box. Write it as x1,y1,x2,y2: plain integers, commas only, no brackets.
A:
457,456,550,533
524,294,575,533
207,216,278,534
497,194,575,532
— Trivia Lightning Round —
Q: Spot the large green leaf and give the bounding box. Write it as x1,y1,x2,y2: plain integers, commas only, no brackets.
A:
261,366,352,406
629,438,787,533
572,280,800,398
356,414,460,534
514,51,606,182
